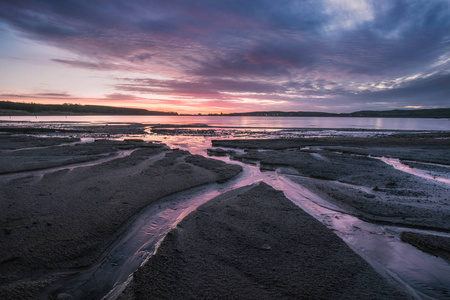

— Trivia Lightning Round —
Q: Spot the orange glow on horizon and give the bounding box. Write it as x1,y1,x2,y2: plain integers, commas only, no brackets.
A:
3,98,264,115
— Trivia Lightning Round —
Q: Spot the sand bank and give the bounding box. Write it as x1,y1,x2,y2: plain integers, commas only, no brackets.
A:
212,133,450,233
0,136,241,299
209,135,450,261
401,232,450,263
0,135,80,150
1,122,149,136
119,182,410,299
0,137,156,174
212,133,450,164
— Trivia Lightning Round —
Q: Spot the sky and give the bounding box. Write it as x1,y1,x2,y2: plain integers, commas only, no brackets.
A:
0,0,449,114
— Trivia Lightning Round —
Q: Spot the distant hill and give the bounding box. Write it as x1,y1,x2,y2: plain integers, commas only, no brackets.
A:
0,101,178,116
223,111,335,117
218,108,450,118
347,109,450,118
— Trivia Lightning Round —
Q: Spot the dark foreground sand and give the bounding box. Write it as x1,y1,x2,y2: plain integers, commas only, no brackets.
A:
1,129,448,299
119,182,410,299
0,135,241,299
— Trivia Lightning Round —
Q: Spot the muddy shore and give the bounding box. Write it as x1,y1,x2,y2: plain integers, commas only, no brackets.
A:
210,135,450,263
0,135,241,299
119,183,410,299
1,126,449,299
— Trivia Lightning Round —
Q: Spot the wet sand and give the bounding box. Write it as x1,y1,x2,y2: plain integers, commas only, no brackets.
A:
211,134,450,259
212,133,450,164
119,183,410,299
401,232,450,263
0,135,241,299
1,128,449,299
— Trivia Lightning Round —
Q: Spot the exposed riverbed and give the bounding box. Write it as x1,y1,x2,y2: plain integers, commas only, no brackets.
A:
152,134,450,299
0,123,449,299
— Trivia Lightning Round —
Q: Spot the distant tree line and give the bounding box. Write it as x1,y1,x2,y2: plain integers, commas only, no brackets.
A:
1,100,448,118
212,108,450,118
0,101,178,115
346,109,450,118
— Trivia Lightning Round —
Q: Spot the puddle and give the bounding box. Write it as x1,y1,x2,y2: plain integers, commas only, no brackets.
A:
378,157,450,185
310,152,329,161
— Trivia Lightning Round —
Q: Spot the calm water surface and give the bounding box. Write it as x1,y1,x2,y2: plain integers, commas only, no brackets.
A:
1,115,449,131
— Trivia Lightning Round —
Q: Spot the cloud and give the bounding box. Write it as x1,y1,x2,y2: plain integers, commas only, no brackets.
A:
190,39,318,78
36,92,72,97
128,53,154,62
0,0,449,111
2,0,448,78
103,93,147,101
1,94,30,98
355,72,450,105
1,92,72,99
115,77,288,98
52,59,117,71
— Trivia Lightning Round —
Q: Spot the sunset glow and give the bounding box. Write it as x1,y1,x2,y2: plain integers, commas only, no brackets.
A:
0,1,449,114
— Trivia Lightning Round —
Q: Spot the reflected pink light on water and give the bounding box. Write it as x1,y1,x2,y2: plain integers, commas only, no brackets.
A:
1,115,449,130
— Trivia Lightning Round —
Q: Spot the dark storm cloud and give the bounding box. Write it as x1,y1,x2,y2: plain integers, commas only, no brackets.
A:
1,0,449,109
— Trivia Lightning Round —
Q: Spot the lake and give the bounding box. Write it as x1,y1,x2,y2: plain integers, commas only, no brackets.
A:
1,115,449,131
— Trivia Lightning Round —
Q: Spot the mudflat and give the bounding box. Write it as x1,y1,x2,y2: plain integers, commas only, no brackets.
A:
210,134,450,269
0,135,241,299
2,127,449,299
119,182,410,299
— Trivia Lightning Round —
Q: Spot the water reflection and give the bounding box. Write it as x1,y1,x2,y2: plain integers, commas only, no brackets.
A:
379,157,450,184
273,174,450,300
1,115,449,130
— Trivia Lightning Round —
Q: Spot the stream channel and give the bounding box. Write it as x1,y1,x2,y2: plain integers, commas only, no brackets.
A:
34,134,450,300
